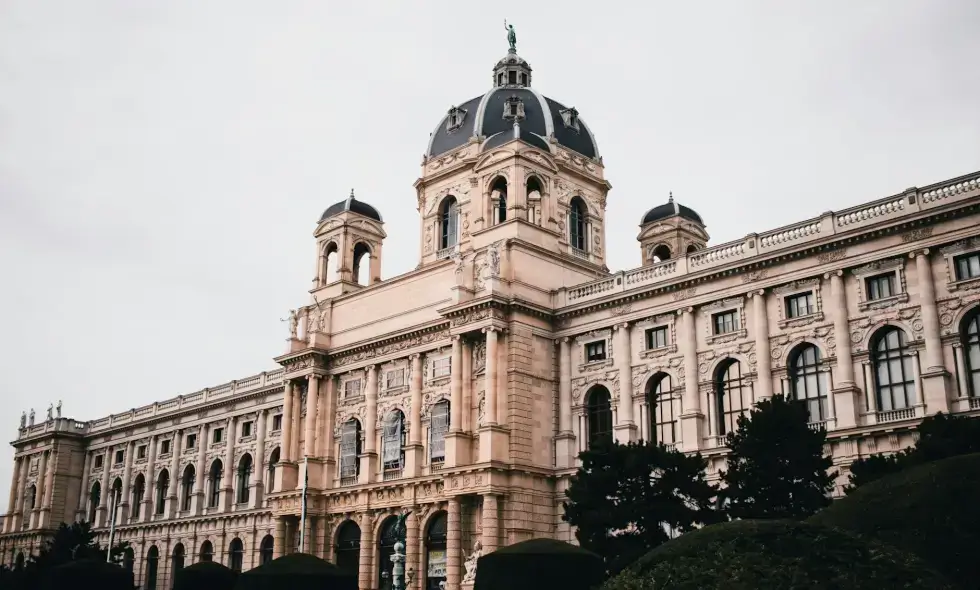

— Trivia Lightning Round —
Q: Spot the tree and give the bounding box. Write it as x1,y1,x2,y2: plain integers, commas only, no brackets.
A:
846,412,980,493
562,439,721,575
720,394,835,520
3,521,132,589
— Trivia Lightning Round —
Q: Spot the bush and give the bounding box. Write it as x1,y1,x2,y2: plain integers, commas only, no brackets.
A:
175,560,237,590
234,553,356,590
810,452,980,589
603,519,952,590
474,538,604,590
40,558,134,590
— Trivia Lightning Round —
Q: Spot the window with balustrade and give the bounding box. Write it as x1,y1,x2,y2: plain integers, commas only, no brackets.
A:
962,309,980,397
340,419,362,486
788,343,828,423
429,401,450,466
645,373,676,446
586,386,613,448
382,410,406,479
871,326,916,412
714,359,748,437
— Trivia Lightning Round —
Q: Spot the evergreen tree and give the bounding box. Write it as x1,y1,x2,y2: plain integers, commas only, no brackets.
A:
720,394,835,520
562,439,721,575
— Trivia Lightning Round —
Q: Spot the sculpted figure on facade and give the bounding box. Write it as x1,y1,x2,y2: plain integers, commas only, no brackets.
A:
462,540,483,583
19,411,26,429
28,409,34,426
487,241,501,277
56,400,62,419
46,404,53,421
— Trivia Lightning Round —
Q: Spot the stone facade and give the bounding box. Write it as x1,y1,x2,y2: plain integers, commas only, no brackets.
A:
3,42,980,590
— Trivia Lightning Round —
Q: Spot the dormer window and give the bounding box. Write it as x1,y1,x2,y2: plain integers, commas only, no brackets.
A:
503,96,525,121
446,106,466,133
560,107,580,131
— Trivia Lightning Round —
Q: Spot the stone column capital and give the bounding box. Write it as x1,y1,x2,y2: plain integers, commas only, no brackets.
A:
482,326,498,334
676,306,695,316
909,248,931,259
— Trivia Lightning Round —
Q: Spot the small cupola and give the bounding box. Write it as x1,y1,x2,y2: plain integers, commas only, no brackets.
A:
637,192,710,266
493,23,532,88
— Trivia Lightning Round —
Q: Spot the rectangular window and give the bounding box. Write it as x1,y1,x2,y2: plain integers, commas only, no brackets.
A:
785,292,815,318
160,440,171,455
114,450,124,465
385,369,405,389
585,340,607,362
344,379,362,399
272,415,282,431
866,273,896,301
94,455,104,469
339,422,360,485
645,327,668,350
432,357,451,378
429,402,450,464
712,310,738,335
137,445,146,459
955,253,980,281
213,428,223,444
241,421,252,437
186,434,196,450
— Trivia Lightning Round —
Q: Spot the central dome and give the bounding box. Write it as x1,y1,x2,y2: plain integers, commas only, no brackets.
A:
426,49,600,160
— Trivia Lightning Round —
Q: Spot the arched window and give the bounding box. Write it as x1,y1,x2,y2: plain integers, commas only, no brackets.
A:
335,519,361,578
266,447,280,494
199,540,214,562
88,481,100,523
228,538,244,573
353,242,372,286
962,309,980,397
14,552,25,570
382,410,406,478
586,386,613,448
378,516,399,590
645,373,676,445
259,534,274,566
526,177,543,225
122,547,134,573
110,478,123,523
180,465,195,512
491,177,508,224
323,242,340,284
429,400,450,465
171,543,185,587
651,244,671,263
237,454,253,505
714,359,748,436
131,474,145,520
145,546,159,590
686,244,699,254
155,469,169,515
789,344,829,422
872,327,916,412
24,484,36,513
440,197,459,251
425,512,448,590
340,420,362,486
208,460,222,507
569,197,587,252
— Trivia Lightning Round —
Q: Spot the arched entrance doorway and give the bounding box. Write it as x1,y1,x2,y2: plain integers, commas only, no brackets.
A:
425,512,447,590
377,516,399,590
335,519,361,579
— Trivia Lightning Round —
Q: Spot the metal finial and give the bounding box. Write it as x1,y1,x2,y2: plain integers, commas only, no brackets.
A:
668,191,674,203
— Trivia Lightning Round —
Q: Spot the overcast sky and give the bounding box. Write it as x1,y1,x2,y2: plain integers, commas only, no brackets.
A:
1,1,978,499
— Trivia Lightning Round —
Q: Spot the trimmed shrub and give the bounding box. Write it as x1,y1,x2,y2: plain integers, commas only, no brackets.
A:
811,452,980,588
474,538,604,590
175,560,237,590
604,519,952,590
40,558,134,590
234,553,356,590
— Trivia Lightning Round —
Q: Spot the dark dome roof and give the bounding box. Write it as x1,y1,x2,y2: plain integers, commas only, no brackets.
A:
641,194,703,226
319,191,382,223
427,87,599,159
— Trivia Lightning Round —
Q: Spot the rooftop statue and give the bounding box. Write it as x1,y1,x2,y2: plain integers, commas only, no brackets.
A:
504,20,516,52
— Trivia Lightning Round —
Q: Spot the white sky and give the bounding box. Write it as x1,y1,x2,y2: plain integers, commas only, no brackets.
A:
1,0,978,500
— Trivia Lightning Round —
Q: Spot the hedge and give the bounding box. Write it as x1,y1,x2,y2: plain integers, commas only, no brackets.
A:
810,452,980,589
175,560,237,590
234,553,356,590
474,538,604,590
603,519,952,590
40,558,135,590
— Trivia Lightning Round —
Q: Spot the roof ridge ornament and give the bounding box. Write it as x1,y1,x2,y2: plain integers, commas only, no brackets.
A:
504,20,517,53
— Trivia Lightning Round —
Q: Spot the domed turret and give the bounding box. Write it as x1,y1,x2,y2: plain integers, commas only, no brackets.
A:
319,189,383,223
637,193,709,265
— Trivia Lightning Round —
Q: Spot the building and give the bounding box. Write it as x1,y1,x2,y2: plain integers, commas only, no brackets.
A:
3,36,980,590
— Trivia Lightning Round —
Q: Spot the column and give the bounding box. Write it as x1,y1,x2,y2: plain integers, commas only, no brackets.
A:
361,365,379,484
166,430,182,516
485,328,499,425
752,290,773,401
358,512,374,590
221,417,236,509
305,375,320,458
76,451,92,520
314,379,325,457
251,410,267,509
450,336,463,430
405,507,420,590
914,250,951,413
446,498,461,590
406,355,423,477
462,338,473,432
13,457,28,530
291,388,302,462
555,337,575,468
142,437,156,522
97,446,111,527
121,440,135,521
829,271,860,428
480,494,499,553
192,424,208,514
322,376,338,487
479,328,504,463
281,381,294,463
37,451,53,527
273,517,286,559
4,457,19,533
613,323,636,443
678,308,703,451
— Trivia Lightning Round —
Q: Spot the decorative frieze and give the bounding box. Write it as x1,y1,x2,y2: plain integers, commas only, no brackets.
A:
330,328,451,369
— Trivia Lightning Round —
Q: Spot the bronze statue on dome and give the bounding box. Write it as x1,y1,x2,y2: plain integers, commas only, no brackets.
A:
504,20,517,52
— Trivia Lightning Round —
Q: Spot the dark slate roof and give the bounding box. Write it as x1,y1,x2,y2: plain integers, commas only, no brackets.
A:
318,192,383,223
641,198,704,226
427,88,599,159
